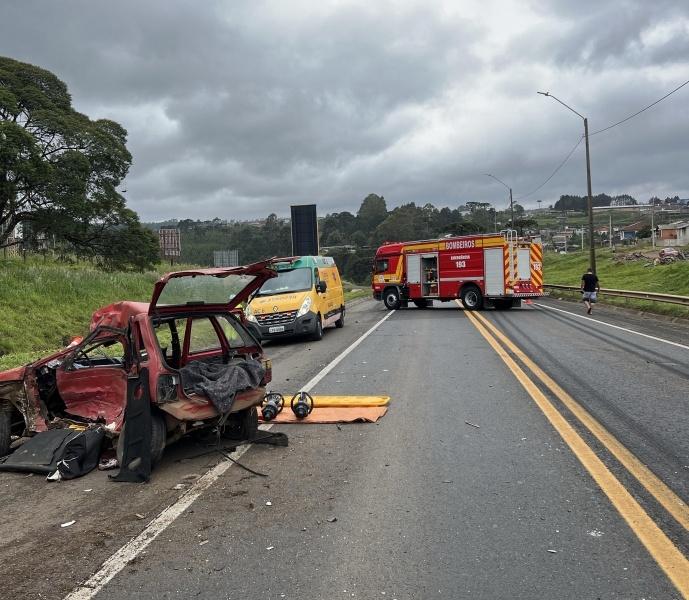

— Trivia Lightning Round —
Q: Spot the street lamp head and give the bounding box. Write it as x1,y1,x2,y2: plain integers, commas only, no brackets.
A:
537,91,550,96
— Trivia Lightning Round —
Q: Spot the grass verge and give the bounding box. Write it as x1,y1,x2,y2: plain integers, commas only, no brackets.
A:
544,247,689,319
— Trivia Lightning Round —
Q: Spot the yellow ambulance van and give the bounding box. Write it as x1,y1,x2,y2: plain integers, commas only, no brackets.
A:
244,256,345,341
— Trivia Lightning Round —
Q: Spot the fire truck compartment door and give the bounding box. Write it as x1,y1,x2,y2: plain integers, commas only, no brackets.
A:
484,248,504,296
406,254,421,284
517,248,531,280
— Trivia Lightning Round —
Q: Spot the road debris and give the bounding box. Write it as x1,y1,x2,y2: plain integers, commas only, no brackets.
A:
465,421,481,428
327,516,338,523
135,513,146,520
98,457,118,471
199,540,209,546
173,483,187,490
61,520,76,528
266,546,275,550
547,549,558,553
266,501,272,506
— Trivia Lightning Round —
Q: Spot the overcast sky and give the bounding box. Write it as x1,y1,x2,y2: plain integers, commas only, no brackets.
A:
1,0,688,221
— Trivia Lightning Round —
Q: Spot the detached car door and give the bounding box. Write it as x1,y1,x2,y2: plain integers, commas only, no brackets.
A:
55,332,130,429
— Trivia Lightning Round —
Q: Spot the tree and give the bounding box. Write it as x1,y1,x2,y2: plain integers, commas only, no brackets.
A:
356,194,388,235
0,56,156,269
513,217,538,235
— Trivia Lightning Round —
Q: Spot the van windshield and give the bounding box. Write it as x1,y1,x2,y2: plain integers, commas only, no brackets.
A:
255,267,312,295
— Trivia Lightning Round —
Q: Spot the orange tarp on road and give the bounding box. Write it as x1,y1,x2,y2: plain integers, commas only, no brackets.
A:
259,406,388,424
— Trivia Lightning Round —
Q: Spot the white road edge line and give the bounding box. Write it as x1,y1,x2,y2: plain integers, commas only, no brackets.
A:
64,309,396,600
534,302,689,351
301,309,396,393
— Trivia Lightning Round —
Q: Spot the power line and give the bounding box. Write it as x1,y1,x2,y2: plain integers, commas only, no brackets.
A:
590,77,689,136
514,135,584,200
500,77,689,203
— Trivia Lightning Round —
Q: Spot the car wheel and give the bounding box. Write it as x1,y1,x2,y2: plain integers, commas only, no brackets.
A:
312,314,324,341
222,406,259,441
0,407,12,457
383,288,401,310
116,412,167,468
335,306,345,328
461,285,484,311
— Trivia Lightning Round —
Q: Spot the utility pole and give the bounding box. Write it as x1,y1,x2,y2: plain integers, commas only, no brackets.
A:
609,212,613,248
538,91,597,274
651,203,656,248
583,117,596,271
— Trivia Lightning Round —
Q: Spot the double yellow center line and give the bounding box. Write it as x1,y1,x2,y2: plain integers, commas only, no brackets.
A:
461,306,689,598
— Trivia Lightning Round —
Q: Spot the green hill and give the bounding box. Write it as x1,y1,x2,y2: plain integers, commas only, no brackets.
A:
0,258,164,366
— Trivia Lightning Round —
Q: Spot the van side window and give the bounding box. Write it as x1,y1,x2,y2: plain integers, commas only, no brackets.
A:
375,259,389,273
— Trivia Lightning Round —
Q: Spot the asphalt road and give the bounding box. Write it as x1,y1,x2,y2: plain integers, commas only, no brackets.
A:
1,297,688,599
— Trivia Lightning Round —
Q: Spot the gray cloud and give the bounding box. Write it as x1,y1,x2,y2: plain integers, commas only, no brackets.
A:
1,0,688,221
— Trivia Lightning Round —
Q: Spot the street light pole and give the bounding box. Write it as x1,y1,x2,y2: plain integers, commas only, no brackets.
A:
538,91,597,274
485,173,514,229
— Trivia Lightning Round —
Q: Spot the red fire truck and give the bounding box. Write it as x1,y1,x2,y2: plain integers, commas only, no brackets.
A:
371,232,544,310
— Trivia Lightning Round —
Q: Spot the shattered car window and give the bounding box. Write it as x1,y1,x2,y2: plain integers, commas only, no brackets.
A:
72,339,126,369
156,274,257,306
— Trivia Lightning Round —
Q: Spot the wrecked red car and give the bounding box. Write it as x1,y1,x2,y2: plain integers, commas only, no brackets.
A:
0,261,277,465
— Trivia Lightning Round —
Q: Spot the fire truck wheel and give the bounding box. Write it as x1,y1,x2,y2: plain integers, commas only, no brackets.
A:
460,285,484,310
383,288,401,310
494,299,513,310
413,299,429,309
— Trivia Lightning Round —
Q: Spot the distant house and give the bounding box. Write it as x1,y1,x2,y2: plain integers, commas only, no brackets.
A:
618,221,644,241
658,221,689,247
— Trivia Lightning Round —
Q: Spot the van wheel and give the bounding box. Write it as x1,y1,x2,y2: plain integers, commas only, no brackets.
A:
0,406,12,457
461,285,484,311
335,307,345,328
312,314,324,340
116,412,167,468
222,406,259,441
383,288,401,310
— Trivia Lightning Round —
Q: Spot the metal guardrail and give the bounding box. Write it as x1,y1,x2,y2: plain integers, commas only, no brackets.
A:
544,284,689,307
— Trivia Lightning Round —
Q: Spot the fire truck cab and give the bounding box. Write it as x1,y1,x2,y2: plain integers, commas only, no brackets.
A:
371,231,544,310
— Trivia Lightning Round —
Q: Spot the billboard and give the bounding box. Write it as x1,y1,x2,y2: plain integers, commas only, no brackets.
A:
213,249,239,267
290,204,318,256
159,228,181,259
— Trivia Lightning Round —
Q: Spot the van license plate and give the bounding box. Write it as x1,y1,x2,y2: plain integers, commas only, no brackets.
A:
268,326,285,333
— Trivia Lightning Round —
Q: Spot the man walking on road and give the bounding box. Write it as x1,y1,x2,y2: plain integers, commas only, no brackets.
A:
581,268,600,315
